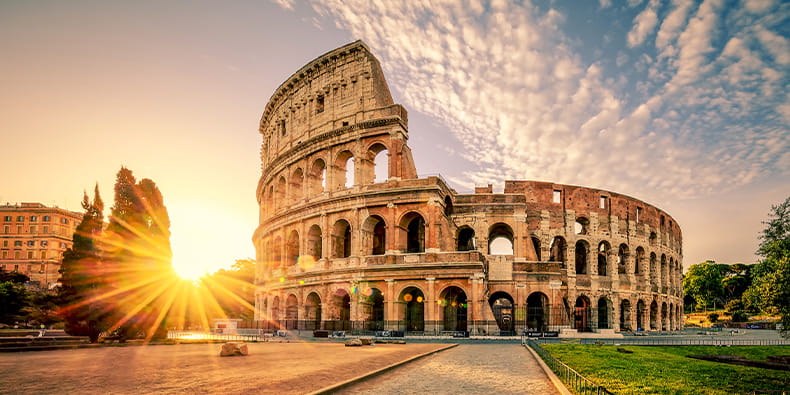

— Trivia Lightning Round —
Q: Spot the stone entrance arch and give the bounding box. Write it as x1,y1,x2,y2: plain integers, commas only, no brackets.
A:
526,292,549,331
399,286,425,331
439,286,468,331
574,295,591,332
489,291,515,334
305,292,322,330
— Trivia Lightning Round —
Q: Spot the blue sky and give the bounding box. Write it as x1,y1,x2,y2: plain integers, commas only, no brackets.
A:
0,0,787,276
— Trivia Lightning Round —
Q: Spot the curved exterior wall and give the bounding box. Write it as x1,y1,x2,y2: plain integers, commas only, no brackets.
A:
253,41,684,335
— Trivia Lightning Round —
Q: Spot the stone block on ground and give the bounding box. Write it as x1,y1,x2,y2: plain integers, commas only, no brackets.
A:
344,339,362,347
359,337,373,345
220,342,248,357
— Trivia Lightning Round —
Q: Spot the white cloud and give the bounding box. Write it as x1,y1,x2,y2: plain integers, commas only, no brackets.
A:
302,0,788,200
744,0,776,13
271,0,295,10
599,0,613,9
627,0,660,47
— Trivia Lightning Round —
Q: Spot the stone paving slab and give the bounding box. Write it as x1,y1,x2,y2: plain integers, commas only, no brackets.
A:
336,344,561,394
0,342,447,394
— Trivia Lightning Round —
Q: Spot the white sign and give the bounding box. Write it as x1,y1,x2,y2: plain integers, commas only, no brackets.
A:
549,280,562,290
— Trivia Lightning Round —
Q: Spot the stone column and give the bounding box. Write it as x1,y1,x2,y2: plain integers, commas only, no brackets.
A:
385,279,396,330
425,278,437,333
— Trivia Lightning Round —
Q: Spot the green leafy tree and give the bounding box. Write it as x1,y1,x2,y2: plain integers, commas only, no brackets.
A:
202,259,256,321
0,269,31,325
683,260,724,308
745,197,790,337
103,167,175,340
58,186,109,342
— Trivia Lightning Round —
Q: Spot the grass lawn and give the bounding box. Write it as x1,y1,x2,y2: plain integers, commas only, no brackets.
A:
541,344,790,394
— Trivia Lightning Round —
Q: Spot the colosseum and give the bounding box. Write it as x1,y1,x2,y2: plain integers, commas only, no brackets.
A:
253,41,683,337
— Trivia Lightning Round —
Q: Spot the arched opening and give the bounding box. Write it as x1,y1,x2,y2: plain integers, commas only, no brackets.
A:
305,292,322,330
399,287,425,332
661,302,668,330
286,230,299,266
575,240,589,274
363,215,387,255
400,212,425,253
272,236,283,268
618,244,629,274
306,225,322,261
370,143,389,183
649,231,657,246
285,294,298,330
332,220,352,258
669,302,675,330
637,299,646,331
276,176,286,210
574,217,589,235
527,292,549,331
661,254,667,285
335,150,355,189
598,297,611,329
444,196,454,216
650,301,659,330
290,168,304,201
489,292,515,334
620,299,632,331
634,247,645,275
439,286,468,331
361,287,384,330
329,289,351,331
597,241,610,276
271,296,280,323
549,236,567,266
309,159,326,195
650,252,657,283
488,223,514,255
457,226,475,251
531,236,541,261
575,296,591,332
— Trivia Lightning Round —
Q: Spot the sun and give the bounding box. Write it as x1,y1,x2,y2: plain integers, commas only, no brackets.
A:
172,256,210,281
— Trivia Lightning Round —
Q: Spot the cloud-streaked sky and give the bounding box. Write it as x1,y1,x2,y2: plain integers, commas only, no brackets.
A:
1,0,787,277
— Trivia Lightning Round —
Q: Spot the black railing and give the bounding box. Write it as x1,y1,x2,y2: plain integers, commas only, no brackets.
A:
526,340,614,395
534,337,790,346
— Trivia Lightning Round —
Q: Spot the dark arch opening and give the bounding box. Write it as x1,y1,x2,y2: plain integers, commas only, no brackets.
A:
457,226,475,251
400,287,425,332
489,292,515,334
439,286,468,331
575,240,588,274
527,292,549,331
574,296,591,332
402,213,425,253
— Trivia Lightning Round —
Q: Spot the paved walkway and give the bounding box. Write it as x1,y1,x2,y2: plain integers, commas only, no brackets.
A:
337,344,560,394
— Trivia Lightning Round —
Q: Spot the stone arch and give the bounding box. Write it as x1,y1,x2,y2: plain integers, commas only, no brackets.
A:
305,292,322,330
661,254,668,286
443,196,454,216
399,212,425,253
618,243,629,274
272,235,283,268
276,176,286,210
669,302,675,330
285,294,298,330
634,247,645,275
661,301,668,330
399,286,425,331
368,142,389,184
332,219,352,258
575,295,591,332
489,291,515,333
328,288,351,331
620,299,632,331
574,216,590,235
488,223,514,255
650,252,658,283
456,226,475,251
290,168,304,201
335,150,355,189
306,224,322,261
575,239,589,274
549,236,567,266
637,299,646,331
597,241,611,276
650,300,659,330
526,292,550,331
308,158,326,195
362,215,387,255
360,287,384,330
597,297,612,329
286,230,299,266
271,295,281,322
438,286,468,331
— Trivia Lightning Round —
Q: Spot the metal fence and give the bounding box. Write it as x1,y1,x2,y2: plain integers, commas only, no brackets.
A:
526,340,613,395
533,337,790,346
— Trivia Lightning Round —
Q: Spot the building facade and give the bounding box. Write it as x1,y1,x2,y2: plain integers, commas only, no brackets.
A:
0,203,82,289
253,41,683,335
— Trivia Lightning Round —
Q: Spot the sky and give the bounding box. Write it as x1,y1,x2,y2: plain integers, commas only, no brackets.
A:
1,0,787,278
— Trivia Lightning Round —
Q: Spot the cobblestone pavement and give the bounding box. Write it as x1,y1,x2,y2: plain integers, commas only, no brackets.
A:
337,344,560,394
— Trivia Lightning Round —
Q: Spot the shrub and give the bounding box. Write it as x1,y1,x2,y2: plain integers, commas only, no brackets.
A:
730,311,748,322
708,313,719,323
725,300,744,315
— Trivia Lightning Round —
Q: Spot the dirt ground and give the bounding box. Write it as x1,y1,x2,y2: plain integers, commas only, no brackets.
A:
0,341,448,394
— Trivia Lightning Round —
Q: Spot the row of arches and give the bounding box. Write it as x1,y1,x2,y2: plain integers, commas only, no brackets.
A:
263,143,390,213
262,213,426,267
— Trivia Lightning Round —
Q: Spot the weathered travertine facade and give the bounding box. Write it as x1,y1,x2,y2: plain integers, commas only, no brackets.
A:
253,41,683,335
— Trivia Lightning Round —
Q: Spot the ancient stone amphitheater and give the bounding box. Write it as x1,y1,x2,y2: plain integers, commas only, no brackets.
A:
253,41,683,336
